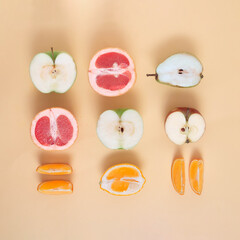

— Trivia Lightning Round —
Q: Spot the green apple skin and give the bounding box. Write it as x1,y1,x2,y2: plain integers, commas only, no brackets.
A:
30,50,77,94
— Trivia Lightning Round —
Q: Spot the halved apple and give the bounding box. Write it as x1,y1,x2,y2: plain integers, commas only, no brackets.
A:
30,48,77,93
165,107,205,145
97,109,143,150
147,53,203,87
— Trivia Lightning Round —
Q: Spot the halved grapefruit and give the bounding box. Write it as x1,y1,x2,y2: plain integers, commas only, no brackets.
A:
89,48,136,97
100,164,146,196
31,108,78,150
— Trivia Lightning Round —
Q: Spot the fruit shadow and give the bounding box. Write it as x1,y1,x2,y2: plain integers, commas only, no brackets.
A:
87,0,128,60
94,90,140,117
172,147,183,163
37,152,72,182
29,1,72,56
150,35,196,66
101,151,141,173
31,91,76,116
163,90,200,121
190,148,203,163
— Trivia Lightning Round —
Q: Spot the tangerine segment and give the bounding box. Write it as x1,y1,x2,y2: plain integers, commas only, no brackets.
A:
189,159,204,195
100,164,146,196
36,164,72,175
37,180,73,195
171,158,185,195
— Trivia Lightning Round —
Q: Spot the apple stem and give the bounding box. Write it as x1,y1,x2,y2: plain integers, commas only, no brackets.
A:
51,47,55,67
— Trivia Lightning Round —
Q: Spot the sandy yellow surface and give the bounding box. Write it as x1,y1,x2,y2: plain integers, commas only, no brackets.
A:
0,0,240,239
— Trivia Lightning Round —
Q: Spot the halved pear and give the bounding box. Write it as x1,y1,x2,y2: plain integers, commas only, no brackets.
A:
147,53,203,87
30,48,77,93
165,107,205,145
97,109,143,150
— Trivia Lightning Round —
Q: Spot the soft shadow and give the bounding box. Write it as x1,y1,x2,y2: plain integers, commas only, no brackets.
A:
31,90,76,115
87,0,128,60
37,152,72,182
163,90,200,121
172,147,183,162
37,174,72,183
150,35,196,66
30,30,72,58
37,152,71,165
29,1,72,56
190,148,203,163
101,151,141,173
94,90,139,117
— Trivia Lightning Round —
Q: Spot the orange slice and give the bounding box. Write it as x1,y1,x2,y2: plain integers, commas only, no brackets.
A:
37,180,73,195
171,158,185,195
189,159,204,195
36,164,72,175
100,164,146,196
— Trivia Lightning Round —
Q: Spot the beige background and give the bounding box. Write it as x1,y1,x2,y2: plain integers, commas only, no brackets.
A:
0,0,240,239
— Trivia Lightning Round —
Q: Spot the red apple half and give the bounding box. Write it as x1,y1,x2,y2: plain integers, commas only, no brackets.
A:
165,107,205,145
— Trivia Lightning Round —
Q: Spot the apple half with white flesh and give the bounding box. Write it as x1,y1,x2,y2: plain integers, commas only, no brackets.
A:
30,48,77,93
147,53,203,87
165,107,205,145
97,109,143,150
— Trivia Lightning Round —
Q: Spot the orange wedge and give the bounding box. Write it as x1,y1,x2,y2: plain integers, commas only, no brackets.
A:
171,158,185,195
189,159,204,195
37,180,73,195
100,164,146,196
36,164,72,175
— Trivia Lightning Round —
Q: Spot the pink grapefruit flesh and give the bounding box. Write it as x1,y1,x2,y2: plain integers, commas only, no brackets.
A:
31,108,78,150
89,48,135,97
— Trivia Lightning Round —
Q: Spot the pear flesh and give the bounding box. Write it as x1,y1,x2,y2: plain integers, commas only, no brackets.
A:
156,53,203,87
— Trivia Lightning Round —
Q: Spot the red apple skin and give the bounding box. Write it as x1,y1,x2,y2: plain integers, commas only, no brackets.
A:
165,107,201,123
164,107,205,144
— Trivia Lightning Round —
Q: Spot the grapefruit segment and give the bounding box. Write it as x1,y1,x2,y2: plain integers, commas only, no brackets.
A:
37,180,73,195
31,108,78,150
95,52,130,68
100,164,145,196
36,164,72,175
171,158,185,195
89,48,135,96
189,159,204,195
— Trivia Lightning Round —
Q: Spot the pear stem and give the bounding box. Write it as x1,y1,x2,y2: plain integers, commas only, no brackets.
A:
146,73,158,80
146,73,157,77
51,47,55,67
